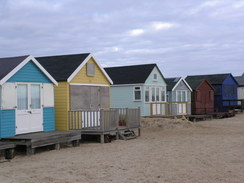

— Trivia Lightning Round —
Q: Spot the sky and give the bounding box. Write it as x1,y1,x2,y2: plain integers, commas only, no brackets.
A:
0,0,244,77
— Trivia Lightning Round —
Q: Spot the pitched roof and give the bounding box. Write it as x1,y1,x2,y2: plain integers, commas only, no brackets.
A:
0,55,58,85
185,73,232,85
104,64,159,85
0,55,29,80
165,77,181,91
37,53,90,81
185,76,210,90
235,76,244,86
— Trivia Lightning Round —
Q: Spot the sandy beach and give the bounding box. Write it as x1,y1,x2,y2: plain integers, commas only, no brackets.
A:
0,113,244,183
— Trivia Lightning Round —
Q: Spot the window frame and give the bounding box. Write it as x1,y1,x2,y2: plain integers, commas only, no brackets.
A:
133,86,142,101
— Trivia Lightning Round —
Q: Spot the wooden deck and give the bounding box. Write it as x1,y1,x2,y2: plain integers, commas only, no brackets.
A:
68,108,141,143
2,131,81,155
188,115,213,122
0,142,15,160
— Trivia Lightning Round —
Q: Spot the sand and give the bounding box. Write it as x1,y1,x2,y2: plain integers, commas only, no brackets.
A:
0,113,244,183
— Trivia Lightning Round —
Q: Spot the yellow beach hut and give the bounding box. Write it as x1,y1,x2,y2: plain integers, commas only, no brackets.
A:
37,53,113,131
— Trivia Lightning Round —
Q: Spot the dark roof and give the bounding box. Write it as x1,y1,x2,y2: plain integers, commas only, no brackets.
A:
0,55,29,80
36,53,90,81
185,73,232,85
165,77,181,91
235,76,244,86
104,64,159,84
185,76,207,90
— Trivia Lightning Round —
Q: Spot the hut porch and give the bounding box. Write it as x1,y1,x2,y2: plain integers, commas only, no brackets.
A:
68,108,141,143
1,131,81,155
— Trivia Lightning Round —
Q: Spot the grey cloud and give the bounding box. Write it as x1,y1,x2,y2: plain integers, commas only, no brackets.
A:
0,0,244,77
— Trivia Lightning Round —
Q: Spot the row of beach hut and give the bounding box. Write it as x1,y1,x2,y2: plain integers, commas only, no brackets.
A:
0,53,243,141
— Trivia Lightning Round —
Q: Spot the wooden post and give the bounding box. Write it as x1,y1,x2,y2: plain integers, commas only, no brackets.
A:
100,109,104,132
26,146,35,156
72,140,80,147
5,148,15,159
55,143,60,150
100,134,104,144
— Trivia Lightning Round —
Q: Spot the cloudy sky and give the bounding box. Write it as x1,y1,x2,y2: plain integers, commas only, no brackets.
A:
0,0,244,77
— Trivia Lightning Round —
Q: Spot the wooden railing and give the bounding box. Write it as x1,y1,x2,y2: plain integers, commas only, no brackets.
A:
68,108,140,131
150,102,191,116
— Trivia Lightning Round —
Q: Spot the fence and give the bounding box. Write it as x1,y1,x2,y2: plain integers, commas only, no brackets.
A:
68,108,140,132
150,102,191,116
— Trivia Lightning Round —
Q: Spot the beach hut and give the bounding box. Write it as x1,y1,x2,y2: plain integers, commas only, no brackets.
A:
0,55,57,138
165,77,192,115
185,77,214,115
235,75,244,100
105,64,167,116
186,74,238,112
37,53,113,131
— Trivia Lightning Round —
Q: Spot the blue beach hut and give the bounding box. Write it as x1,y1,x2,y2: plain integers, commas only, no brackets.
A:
105,64,167,116
0,55,58,138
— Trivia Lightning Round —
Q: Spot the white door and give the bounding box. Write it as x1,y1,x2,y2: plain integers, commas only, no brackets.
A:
16,83,43,135
178,103,187,114
152,103,161,115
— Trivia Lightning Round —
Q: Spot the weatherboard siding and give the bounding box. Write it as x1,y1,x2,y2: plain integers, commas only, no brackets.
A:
0,109,15,138
70,58,110,85
54,82,70,131
222,75,238,108
43,107,55,132
238,87,244,99
110,85,145,116
145,67,166,86
7,60,52,83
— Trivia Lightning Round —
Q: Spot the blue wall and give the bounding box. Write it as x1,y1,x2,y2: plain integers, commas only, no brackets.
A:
43,107,55,132
213,75,238,112
7,60,52,83
0,110,15,138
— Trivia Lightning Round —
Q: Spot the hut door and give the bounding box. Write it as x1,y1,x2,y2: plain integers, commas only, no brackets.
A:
16,84,43,135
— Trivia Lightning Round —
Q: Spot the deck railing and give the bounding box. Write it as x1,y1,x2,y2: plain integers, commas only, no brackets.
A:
150,102,191,116
68,108,140,131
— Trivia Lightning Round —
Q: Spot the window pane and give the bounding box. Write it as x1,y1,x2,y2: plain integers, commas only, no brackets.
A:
177,91,181,102
31,85,41,109
17,84,28,110
156,88,160,101
161,90,166,101
182,91,186,102
152,88,155,101
145,87,149,102
153,74,157,80
135,91,141,100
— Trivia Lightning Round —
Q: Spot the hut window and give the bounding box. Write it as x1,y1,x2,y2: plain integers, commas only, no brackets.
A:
161,90,166,102
31,85,41,109
177,91,187,102
153,74,158,81
151,87,156,101
134,86,141,101
87,63,95,76
17,84,28,110
145,87,150,102
156,88,160,101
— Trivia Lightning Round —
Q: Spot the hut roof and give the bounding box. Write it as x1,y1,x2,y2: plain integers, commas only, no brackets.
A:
37,53,90,81
0,55,29,80
165,77,181,91
105,64,163,85
235,76,244,86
